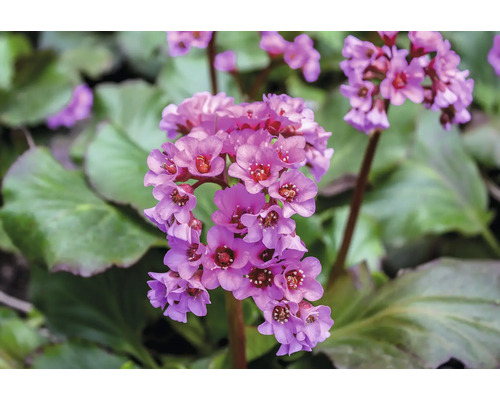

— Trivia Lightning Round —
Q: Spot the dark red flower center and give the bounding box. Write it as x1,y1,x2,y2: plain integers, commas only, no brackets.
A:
192,31,201,39
170,189,189,206
306,314,317,324
246,267,273,288
392,72,408,90
278,183,298,202
285,269,305,290
249,162,272,182
358,86,369,98
230,206,248,230
195,155,211,174
187,287,201,298
259,248,275,262
273,305,290,324
214,245,235,269
259,210,279,228
187,243,202,262
161,156,177,175
265,119,283,135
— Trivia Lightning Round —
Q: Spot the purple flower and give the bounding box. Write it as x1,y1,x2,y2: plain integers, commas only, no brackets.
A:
152,183,196,224
202,226,249,291
166,31,212,57
409,31,443,56
212,183,267,234
272,135,306,167
240,204,296,250
273,257,324,303
268,170,317,218
366,97,390,130
488,35,500,76
174,135,225,177
257,300,304,344
380,47,425,106
144,142,184,187
340,79,376,112
164,231,205,279
298,301,334,347
233,263,284,309
47,84,93,129
260,31,287,56
433,40,461,83
378,31,399,47
160,92,234,139
228,144,283,194
341,35,380,75
214,51,237,72
283,34,321,82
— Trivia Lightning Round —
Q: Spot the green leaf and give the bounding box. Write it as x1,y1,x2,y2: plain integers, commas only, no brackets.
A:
116,31,167,79
193,183,219,231
32,340,130,369
86,123,155,212
0,307,47,369
29,257,158,362
93,80,168,152
0,52,74,127
157,55,240,104
245,326,278,362
0,216,18,253
316,91,420,190
217,31,269,72
0,147,158,276
0,33,32,90
363,112,491,245
316,258,500,368
462,118,500,169
85,81,171,215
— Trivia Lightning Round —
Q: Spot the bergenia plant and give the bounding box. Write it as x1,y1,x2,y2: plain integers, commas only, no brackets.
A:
145,90,334,364
488,34,500,76
328,31,475,287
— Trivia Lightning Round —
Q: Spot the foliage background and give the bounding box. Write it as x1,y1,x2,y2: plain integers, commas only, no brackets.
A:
0,31,500,369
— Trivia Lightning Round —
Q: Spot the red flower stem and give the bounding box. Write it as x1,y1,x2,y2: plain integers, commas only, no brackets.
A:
225,291,247,369
191,176,228,190
327,128,382,289
207,32,218,95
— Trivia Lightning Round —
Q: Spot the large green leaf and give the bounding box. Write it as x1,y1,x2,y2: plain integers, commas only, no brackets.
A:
0,147,158,276
316,258,500,368
462,118,500,169
29,257,160,365
316,91,420,190
32,340,130,369
363,112,491,245
0,33,32,90
86,123,155,212
0,52,74,127
93,80,168,152
0,307,47,369
0,216,18,253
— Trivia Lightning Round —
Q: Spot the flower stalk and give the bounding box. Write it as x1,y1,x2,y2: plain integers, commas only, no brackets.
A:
225,291,247,369
327,128,382,289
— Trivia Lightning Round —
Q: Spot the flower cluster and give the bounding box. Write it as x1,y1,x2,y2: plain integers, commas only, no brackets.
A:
145,91,334,355
488,35,500,76
260,32,321,82
166,31,213,57
46,84,93,129
340,31,474,133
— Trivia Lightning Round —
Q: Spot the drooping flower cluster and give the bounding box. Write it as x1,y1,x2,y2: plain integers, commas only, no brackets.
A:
145,91,334,355
260,32,321,82
488,35,500,76
46,84,93,129
166,31,213,57
340,31,474,132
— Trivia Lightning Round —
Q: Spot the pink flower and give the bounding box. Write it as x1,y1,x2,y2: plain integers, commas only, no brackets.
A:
174,135,225,177
488,35,500,76
260,31,288,56
228,144,283,194
283,34,321,82
409,31,443,56
164,231,205,280
258,300,304,344
380,47,425,106
144,142,184,187
378,31,399,46
166,31,212,57
340,79,376,112
268,170,317,218
152,182,196,224
214,51,237,72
